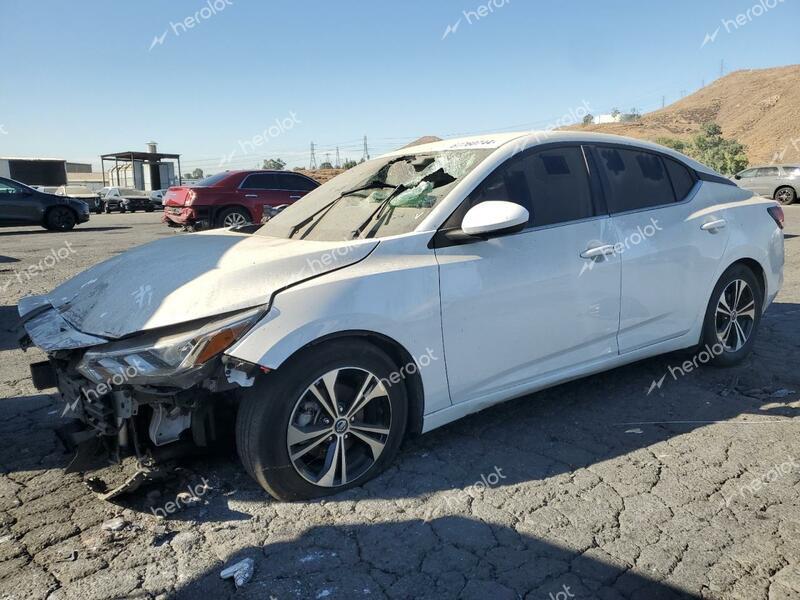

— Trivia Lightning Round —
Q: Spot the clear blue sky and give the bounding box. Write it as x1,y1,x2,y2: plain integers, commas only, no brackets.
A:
1,0,798,172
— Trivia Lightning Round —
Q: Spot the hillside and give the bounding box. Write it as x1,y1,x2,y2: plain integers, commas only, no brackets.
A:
568,64,800,164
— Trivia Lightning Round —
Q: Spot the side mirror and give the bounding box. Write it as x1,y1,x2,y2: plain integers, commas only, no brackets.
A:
461,201,529,237
734,174,742,180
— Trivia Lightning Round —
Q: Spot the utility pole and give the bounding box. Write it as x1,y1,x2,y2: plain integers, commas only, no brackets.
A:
309,142,317,170
362,135,370,162
720,59,725,78
661,95,665,108
335,147,341,169
680,89,686,98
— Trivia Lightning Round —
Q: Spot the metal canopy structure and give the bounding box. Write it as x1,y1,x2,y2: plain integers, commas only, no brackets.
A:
100,150,182,189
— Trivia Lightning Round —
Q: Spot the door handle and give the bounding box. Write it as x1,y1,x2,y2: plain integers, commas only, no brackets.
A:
245,194,259,198
701,219,727,232
580,244,616,259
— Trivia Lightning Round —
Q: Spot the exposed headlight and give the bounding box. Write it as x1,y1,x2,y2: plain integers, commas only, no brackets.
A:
77,308,263,386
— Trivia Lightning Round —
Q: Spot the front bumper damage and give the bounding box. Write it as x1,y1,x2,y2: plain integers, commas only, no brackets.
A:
18,302,257,499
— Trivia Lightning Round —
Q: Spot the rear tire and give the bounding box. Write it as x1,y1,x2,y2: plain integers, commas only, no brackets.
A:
236,340,408,501
217,207,251,229
775,186,796,205
701,264,763,367
44,207,77,231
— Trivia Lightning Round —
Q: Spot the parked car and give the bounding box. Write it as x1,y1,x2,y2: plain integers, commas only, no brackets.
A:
162,170,319,229
734,164,800,205
55,185,102,214
19,132,784,500
99,187,154,213
150,188,168,205
0,176,90,231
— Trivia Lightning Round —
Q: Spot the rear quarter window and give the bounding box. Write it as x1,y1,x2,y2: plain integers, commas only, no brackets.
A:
664,158,696,201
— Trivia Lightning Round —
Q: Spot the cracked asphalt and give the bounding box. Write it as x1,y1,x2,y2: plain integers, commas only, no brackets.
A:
1,211,799,600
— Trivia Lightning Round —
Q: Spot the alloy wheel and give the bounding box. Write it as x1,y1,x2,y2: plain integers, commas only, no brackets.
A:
776,188,795,205
715,279,756,352
286,367,392,488
223,212,249,227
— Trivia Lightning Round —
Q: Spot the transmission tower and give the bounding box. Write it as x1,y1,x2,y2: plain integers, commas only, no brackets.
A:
362,135,370,162
309,142,317,170
335,147,341,169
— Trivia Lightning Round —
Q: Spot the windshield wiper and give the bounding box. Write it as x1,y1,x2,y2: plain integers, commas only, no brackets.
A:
350,184,407,240
287,181,394,239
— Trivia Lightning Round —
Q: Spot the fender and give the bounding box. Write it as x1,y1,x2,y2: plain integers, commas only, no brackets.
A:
226,232,453,415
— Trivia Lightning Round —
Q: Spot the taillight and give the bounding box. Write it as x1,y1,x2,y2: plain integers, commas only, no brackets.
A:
767,205,784,230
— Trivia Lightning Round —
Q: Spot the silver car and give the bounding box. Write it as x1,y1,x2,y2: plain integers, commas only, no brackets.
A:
734,164,800,205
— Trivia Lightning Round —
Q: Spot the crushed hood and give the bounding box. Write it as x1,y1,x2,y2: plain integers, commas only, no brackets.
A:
23,230,377,340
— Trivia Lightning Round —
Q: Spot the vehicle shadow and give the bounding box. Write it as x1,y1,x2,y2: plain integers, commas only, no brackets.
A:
1,302,798,506
0,255,20,264
0,305,23,351
172,517,697,599
0,226,132,237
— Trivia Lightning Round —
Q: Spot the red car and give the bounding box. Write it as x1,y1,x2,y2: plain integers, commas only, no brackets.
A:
162,170,319,229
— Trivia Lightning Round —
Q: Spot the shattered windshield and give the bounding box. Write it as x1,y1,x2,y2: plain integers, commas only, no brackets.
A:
259,149,493,241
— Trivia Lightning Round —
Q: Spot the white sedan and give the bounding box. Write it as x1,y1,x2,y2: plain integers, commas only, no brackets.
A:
19,131,784,500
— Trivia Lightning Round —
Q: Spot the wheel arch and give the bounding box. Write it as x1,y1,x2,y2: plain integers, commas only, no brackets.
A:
42,204,78,225
719,257,767,304
277,330,425,437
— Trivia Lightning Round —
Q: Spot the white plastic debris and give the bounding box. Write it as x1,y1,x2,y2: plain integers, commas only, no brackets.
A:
220,557,254,588
101,517,127,531
625,428,644,434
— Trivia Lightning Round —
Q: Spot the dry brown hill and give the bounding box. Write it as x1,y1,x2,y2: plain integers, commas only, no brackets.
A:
567,64,800,164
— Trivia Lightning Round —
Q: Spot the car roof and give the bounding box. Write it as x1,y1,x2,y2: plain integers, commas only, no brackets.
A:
380,130,721,176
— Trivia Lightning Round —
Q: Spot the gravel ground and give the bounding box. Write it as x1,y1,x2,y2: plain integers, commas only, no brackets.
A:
1,210,799,600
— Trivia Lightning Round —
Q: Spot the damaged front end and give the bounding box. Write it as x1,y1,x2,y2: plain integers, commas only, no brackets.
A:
18,298,264,499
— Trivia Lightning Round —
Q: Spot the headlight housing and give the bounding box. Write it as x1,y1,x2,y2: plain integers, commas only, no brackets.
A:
77,308,263,386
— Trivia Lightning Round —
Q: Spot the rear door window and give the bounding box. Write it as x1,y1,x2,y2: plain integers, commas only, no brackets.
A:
241,173,280,189
595,147,676,213
277,174,318,191
757,167,780,177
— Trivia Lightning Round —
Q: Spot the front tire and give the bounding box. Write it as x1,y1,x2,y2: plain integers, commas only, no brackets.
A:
44,207,77,231
701,264,763,367
236,340,408,501
775,186,797,205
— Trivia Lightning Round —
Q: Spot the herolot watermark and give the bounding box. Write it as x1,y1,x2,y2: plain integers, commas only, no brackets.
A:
547,585,576,600
647,342,725,395
62,359,146,417
702,0,786,48
149,0,234,51
580,218,663,276
442,0,512,40
219,111,302,166
441,466,507,508
380,348,439,389
719,456,800,507
2,241,77,294
150,478,212,517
